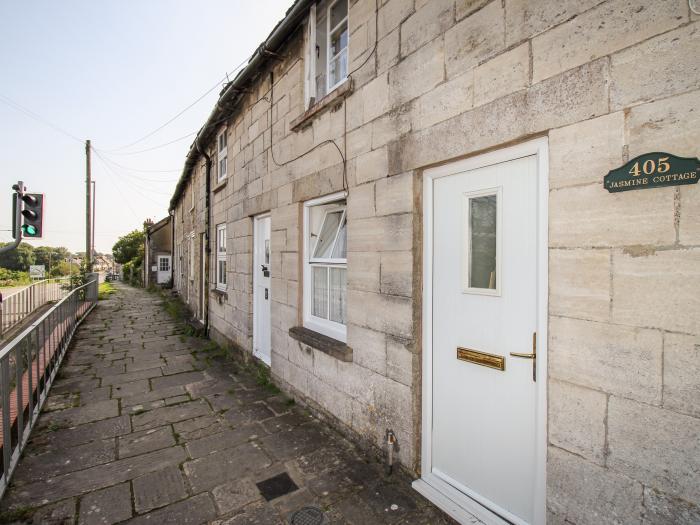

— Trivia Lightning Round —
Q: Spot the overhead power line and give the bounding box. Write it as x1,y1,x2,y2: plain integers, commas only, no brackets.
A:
95,153,181,181
98,130,198,156
0,93,84,144
104,54,252,153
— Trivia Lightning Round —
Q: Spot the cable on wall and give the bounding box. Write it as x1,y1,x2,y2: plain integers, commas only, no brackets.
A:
267,70,348,194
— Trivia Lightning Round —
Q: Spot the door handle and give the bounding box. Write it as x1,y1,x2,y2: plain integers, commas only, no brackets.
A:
509,333,537,381
509,352,535,359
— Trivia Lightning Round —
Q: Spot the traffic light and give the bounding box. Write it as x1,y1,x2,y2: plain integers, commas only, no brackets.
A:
20,193,43,238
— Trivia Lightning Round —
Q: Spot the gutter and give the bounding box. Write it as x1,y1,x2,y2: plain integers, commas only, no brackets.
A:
168,0,312,212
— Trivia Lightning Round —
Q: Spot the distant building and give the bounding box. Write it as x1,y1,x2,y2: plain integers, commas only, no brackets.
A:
92,254,112,272
143,216,172,287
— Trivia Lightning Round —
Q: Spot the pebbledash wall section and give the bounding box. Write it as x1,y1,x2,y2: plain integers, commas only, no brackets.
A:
170,0,700,522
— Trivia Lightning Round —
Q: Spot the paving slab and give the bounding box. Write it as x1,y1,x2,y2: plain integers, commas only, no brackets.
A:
132,466,188,513
118,426,175,458
211,479,262,514
0,284,457,524
185,424,262,459
12,438,115,485
78,482,132,525
126,493,217,525
132,399,211,431
184,442,273,493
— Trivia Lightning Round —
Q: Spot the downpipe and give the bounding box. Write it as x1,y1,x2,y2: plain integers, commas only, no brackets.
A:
196,140,212,337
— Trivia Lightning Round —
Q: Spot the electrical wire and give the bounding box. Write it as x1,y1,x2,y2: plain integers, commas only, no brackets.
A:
268,71,347,193
347,0,378,78
99,130,199,156
95,154,180,183
0,93,84,144
90,155,181,174
92,148,165,215
104,55,253,153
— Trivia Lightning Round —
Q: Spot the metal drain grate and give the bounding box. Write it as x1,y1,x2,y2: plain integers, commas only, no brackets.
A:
256,472,299,501
289,506,327,525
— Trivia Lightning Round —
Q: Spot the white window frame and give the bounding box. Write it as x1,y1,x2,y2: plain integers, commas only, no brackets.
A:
326,0,349,94
216,223,227,291
190,182,195,212
217,129,227,182
461,187,502,296
158,256,170,272
303,192,347,342
304,0,349,109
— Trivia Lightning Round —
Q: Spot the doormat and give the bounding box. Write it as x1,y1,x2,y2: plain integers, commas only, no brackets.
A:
288,506,328,525
256,471,299,501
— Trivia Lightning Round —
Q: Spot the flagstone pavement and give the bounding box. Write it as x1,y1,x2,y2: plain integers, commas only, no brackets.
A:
0,283,463,524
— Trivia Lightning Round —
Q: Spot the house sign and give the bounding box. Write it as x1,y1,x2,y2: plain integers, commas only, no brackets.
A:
604,152,699,193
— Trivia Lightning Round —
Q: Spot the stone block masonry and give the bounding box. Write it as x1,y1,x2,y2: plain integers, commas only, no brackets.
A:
166,0,700,523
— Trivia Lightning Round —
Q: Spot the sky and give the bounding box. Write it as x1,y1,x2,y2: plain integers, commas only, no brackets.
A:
0,0,291,254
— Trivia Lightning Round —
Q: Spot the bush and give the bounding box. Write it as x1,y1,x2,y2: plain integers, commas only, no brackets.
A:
98,282,117,300
0,268,30,287
121,260,143,287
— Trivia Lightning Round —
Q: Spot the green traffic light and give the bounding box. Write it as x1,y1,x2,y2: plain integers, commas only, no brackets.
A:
22,224,38,236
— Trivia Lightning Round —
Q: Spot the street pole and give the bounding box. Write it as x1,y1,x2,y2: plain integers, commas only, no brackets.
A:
85,139,92,272
92,180,96,263
0,181,24,255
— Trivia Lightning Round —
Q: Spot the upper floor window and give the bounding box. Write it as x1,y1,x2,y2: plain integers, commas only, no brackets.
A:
304,0,349,108
303,193,347,342
217,130,227,182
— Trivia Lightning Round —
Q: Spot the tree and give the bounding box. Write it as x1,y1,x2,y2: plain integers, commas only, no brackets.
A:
112,230,145,265
50,260,79,277
0,242,35,271
33,246,69,273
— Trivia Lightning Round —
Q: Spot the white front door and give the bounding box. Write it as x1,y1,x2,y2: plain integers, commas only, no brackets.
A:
156,256,171,284
416,140,548,525
253,215,272,365
200,233,206,322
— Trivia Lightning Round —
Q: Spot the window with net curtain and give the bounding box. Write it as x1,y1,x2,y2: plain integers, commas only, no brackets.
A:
304,196,347,341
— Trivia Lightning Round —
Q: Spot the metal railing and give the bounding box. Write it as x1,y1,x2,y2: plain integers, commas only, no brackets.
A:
0,277,73,339
0,278,98,497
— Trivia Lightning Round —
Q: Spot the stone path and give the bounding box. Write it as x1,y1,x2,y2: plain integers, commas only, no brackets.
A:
0,283,456,524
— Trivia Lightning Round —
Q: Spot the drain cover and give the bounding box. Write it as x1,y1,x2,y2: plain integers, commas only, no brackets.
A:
256,471,299,501
289,506,327,525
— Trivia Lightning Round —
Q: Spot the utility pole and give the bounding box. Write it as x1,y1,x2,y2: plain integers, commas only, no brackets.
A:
92,180,96,263
85,139,92,271
0,181,24,255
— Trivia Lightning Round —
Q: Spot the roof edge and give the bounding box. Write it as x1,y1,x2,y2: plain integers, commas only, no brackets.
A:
169,0,312,211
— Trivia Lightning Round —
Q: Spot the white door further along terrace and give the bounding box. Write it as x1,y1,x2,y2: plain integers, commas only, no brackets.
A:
253,214,272,365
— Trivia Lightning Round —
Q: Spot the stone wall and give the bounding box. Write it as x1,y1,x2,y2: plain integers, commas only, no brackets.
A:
170,0,700,522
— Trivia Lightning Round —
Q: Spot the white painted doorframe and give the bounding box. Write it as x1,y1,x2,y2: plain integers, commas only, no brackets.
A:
253,213,272,366
413,138,549,525
200,233,206,323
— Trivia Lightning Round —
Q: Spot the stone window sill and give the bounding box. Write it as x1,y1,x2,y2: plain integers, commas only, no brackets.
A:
289,326,353,362
212,288,228,304
212,179,227,193
289,80,353,132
